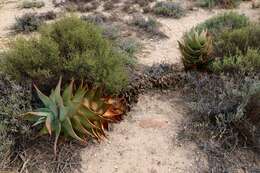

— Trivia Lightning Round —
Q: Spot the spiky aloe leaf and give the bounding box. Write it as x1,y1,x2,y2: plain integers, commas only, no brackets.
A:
50,77,63,106
23,78,125,156
62,80,74,105
62,117,85,142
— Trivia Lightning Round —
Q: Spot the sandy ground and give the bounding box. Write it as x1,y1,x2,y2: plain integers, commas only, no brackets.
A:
79,91,208,173
0,1,259,173
0,0,57,50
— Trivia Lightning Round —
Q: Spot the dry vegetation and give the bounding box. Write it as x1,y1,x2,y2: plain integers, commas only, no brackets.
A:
0,0,260,172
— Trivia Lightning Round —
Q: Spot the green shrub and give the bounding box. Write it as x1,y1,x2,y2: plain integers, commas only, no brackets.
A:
3,16,129,94
197,0,241,9
13,13,43,33
214,24,260,57
194,12,249,38
21,0,45,8
211,49,260,73
153,1,185,18
0,73,32,168
81,14,139,60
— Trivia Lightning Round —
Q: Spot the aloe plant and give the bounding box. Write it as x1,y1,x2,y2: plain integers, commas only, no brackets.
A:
178,29,213,70
23,78,125,155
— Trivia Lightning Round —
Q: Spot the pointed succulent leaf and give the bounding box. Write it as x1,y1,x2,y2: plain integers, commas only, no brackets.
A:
34,85,53,108
45,116,52,135
62,117,85,142
62,80,74,105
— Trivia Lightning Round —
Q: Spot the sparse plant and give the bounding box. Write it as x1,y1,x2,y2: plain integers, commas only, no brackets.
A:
103,1,114,11
178,29,213,70
21,0,45,8
77,1,99,12
131,14,165,37
81,13,107,25
117,38,140,57
23,78,125,155
13,13,43,33
197,0,241,8
153,1,185,18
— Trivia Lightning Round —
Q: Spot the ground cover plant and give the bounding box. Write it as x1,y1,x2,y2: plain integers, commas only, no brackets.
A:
13,13,43,33
153,1,185,18
0,73,32,170
196,0,242,8
12,12,57,33
3,16,130,94
130,14,167,38
21,0,45,8
194,12,249,39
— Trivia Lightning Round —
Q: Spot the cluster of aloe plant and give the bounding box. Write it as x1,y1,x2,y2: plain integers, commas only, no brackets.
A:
178,29,213,70
23,78,125,155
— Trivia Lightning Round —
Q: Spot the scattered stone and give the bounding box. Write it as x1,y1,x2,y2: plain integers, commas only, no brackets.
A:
139,117,169,128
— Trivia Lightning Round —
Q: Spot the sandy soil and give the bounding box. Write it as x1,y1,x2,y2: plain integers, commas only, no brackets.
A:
79,91,208,173
0,0,57,50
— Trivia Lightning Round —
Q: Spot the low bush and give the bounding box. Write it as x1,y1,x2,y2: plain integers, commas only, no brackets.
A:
153,1,185,18
116,38,140,57
13,13,43,33
197,0,241,9
194,12,249,39
21,0,45,8
211,49,260,73
181,72,260,148
0,73,32,169
3,16,129,94
214,24,260,57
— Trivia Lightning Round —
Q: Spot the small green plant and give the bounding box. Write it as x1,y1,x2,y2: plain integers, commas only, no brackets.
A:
23,78,125,155
178,29,213,70
211,49,260,73
197,0,241,8
214,24,260,57
153,1,185,18
117,38,140,57
21,0,45,8
13,13,43,33
194,12,249,38
3,16,129,94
